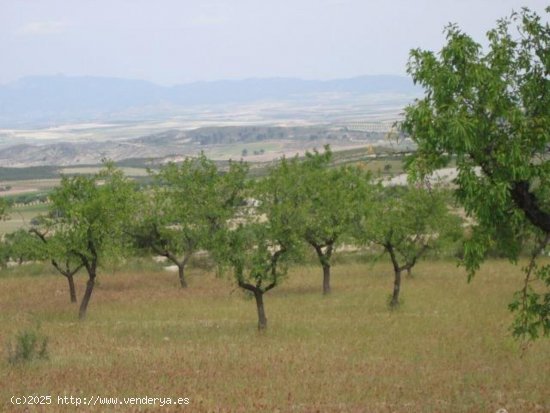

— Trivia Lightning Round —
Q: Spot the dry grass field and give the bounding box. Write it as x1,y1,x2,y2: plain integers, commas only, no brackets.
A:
0,259,549,412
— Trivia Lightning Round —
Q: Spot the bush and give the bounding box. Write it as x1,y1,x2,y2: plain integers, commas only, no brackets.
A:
7,327,49,365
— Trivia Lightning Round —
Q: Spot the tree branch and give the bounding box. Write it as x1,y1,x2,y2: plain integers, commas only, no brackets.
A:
238,279,258,293
511,180,550,234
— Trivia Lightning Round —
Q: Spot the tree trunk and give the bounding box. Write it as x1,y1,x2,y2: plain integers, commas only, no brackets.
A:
254,290,267,330
67,274,77,303
391,269,401,308
309,241,334,296
322,263,331,295
177,264,187,288
79,273,96,320
406,267,412,277
511,180,550,234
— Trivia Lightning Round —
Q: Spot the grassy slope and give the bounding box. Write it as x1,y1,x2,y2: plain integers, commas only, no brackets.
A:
1,259,548,412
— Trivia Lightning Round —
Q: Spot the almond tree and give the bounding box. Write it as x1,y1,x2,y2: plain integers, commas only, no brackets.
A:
358,186,462,307
3,229,45,266
268,147,370,295
214,161,301,330
225,223,292,330
134,155,248,288
45,165,136,319
402,7,550,338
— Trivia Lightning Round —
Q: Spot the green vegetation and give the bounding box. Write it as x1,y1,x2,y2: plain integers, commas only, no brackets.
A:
0,6,549,411
33,164,137,319
214,161,303,330
134,155,248,288
264,147,370,294
219,223,293,331
0,141,546,339
0,197,8,221
3,229,45,265
30,224,84,303
356,186,463,307
7,325,49,365
1,151,463,328
403,7,550,339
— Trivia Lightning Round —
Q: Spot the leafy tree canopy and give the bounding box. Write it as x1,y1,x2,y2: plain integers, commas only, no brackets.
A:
4,229,47,264
357,185,462,307
44,163,137,318
213,157,304,330
135,154,248,287
402,7,550,338
265,146,371,294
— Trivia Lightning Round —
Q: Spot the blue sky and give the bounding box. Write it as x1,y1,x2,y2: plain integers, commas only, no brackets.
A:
1,0,548,85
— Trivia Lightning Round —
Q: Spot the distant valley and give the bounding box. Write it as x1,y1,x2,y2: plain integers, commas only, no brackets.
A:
0,74,418,167
0,74,419,128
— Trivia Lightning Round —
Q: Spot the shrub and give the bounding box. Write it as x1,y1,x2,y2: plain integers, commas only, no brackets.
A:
7,327,49,365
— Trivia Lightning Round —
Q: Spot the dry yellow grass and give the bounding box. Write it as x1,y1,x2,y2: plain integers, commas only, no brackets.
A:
0,259,549,412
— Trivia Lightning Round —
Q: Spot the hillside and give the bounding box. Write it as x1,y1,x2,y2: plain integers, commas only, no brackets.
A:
0,125,397,167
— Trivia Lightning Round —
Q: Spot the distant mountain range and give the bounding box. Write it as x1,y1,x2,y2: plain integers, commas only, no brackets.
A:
0,75,419,127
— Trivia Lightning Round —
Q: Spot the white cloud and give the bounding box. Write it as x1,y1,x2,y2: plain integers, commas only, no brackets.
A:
16,21,69,36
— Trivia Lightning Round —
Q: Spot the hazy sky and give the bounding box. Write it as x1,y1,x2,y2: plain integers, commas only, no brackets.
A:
1,0,548,85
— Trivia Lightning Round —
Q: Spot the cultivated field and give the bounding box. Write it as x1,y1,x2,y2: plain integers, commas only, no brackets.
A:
0,179,59,196
59,167,150,177
1,259,548,412
0,203,49,233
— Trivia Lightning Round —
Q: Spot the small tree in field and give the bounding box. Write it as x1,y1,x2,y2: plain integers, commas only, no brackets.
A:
402,8,550,338
225,223,292,330
45,165,136,319
269,147,369,295
4,229,46,265
359,186,462,308
134,155,248,288
214,165,301,330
